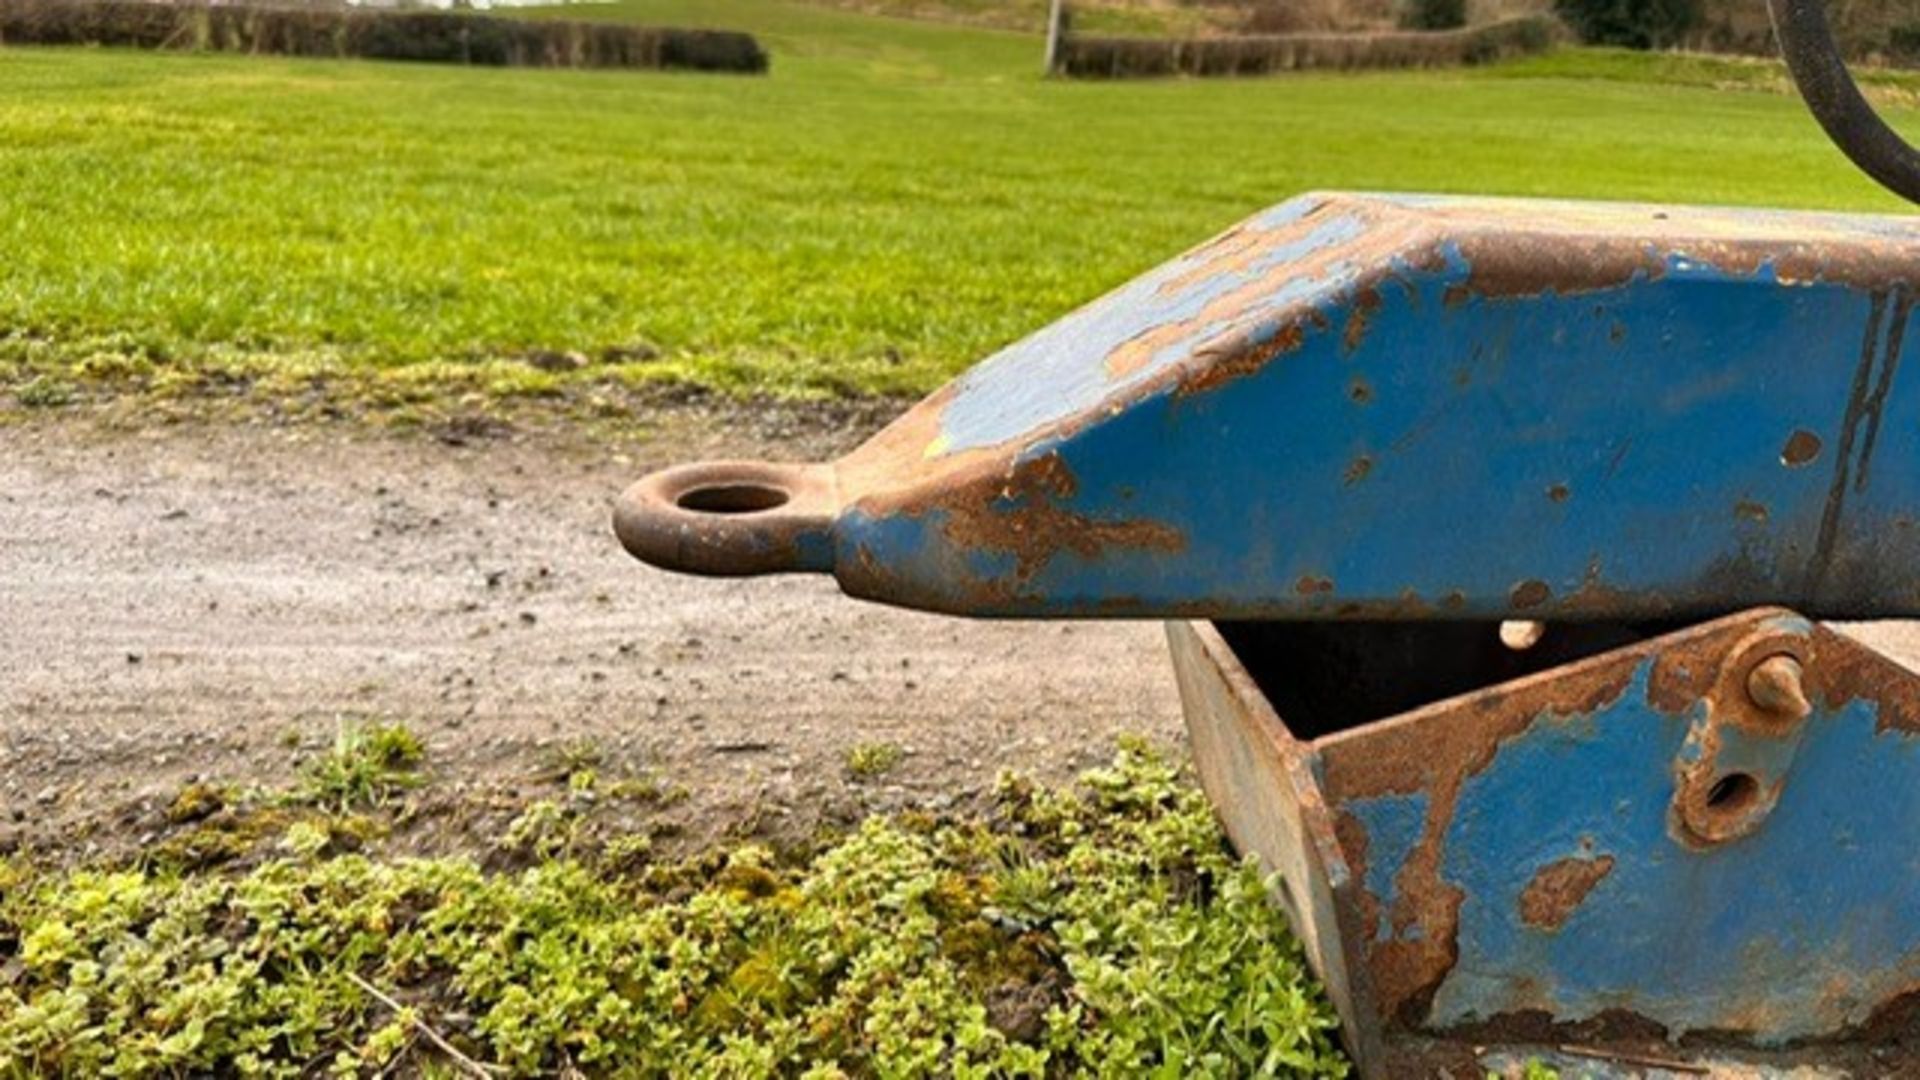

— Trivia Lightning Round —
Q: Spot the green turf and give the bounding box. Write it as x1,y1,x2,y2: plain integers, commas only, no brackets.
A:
1,2,1916,402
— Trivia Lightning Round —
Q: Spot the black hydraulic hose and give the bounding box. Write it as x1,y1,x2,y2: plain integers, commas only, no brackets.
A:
1769,0,1920,204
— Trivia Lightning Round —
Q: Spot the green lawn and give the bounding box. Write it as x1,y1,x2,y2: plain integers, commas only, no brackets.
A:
1,0,1916,407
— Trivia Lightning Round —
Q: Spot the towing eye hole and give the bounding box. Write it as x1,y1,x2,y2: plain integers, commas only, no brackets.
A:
676,482,791,515
613,461,838,576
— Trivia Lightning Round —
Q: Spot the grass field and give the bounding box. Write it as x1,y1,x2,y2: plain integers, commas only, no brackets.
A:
2,0,1918,408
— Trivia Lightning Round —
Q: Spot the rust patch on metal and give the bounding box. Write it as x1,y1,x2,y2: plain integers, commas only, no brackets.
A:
1510,580,1551,609
1324,591,1439,620
1422,196,1920,297
1734,499,1770,523
1348,376,1374,404
1343,455,1374,486
1344,285,1382,353
837,380,960,479
1457,236,1661,301
1805,624,1920,735
1175,322,1306,397
1296,575,1336,596
1111,219,1357,382
1316,639,1648,1024
839,449,1187,613
1518,855,1616,930
833,382,1196,611
1554,565,1673,618
1116,205,1432,392
1645,630,1734,716
939,452,1186,585
1547,483,1570,504
1781,429,1823,467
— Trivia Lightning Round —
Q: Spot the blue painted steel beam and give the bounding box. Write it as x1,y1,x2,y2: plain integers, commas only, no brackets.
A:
617,193,1920,620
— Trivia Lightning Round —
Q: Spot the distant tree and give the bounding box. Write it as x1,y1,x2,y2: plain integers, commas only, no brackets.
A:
1555,0,1702,48
1402,0,1467,31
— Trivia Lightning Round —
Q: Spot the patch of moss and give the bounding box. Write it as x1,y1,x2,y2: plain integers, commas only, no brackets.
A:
1,743,1349,1077
166,782,229,825
150,805,295,871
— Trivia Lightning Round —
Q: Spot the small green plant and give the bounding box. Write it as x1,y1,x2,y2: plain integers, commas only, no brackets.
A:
501,798,577,858
544,736,604,777
845,740,904,779
295,721,425,811
14,375,74,408
280,819,332,859
598,833,654,871
605,773,680,804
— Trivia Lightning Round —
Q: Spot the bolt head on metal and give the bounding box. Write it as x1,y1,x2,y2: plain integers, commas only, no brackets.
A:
1499,620,1546,651
1747,654,1812,719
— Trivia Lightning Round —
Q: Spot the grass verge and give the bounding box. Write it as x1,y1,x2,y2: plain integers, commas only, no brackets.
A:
0,740,1349,1076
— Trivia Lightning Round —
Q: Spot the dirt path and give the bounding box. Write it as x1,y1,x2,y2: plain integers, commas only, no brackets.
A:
11,413,1920,862
0,414,1183,857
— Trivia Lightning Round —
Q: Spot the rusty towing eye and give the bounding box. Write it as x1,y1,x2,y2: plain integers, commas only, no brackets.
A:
616,10,1920,1077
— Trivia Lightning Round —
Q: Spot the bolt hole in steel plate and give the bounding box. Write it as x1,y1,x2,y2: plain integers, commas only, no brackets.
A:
676,483,791,515
1705,771,1760,814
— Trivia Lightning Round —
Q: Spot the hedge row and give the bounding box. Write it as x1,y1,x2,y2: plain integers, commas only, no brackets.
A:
0,0,768,72
1054,14,1563,78
1687,0,1916,62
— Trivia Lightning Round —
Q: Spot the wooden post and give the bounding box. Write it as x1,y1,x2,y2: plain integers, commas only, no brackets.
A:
1044,0,1066,76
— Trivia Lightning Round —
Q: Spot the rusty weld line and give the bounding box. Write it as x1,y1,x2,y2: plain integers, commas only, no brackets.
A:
1810,290,1899,595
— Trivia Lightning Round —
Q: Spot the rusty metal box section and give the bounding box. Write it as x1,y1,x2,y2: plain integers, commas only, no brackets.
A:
1170,610,1920,1077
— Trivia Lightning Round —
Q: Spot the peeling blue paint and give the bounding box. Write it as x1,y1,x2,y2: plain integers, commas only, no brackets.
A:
822,194,1920,619
1346,790,1429,943
1350,661,1920,1042
935,208,1365,456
